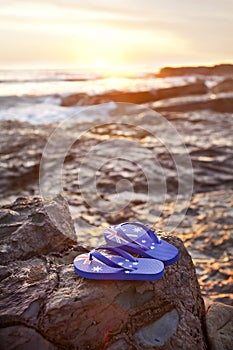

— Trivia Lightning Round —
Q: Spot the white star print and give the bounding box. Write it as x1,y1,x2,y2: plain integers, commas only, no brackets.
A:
92,266,102,272
133,227,142,233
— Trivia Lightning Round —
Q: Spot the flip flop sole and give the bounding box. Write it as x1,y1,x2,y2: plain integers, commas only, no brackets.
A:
74,255,164,281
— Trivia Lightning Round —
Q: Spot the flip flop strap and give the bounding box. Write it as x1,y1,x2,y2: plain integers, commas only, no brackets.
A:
115,227,148,249
121,242,154,256
89,246,137,271
97,246,138,261
117,222,160,246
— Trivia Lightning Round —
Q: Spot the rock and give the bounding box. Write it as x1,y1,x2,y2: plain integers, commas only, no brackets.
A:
156,64,233,77
211,78,233,93
134,308,179,347
155,82,208,100
0,120,49,198
61,90,158,106
153,188,233,306
154,96,233,113
61,92,91,106
60,82,208,106
0,196,77,264
206,302,233,350
0,196,208,349
0,326,57,350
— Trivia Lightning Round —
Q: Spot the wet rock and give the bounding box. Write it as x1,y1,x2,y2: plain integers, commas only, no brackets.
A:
156,63,233,77
155,81,208,100
206,302,233,350
0,196,76,264
0,120,49,198
211,78,233,93
154,95,233,113
0,196,207,349
157,189,233,306
61,92,91,106
0,109,232,307
61,90,158,106
61,82,208,106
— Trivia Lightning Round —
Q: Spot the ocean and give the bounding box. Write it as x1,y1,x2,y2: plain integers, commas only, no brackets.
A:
0,68,221,124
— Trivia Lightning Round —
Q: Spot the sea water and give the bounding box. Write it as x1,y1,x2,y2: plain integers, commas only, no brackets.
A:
0,69,220,124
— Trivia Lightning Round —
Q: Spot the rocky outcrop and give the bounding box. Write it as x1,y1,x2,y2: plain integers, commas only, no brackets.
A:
0,109,232,308
156,64,233,77
154,95,233,113
0,196,77,264
155,81,207,100
211,78,233,93
206,302,233,350
0,196,208,349
61,82,208,106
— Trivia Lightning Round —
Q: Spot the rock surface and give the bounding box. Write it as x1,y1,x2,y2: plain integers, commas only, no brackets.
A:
0,120,50,199
0,108,232,306
0,196,208,349
156,63,233,77
153,95,233,113
206,302,233,350
211,78,233,94
61,82,208,106
0,326,57,350
0,196,76,264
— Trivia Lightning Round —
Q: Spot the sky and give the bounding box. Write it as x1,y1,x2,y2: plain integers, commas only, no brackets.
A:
0,0,232,70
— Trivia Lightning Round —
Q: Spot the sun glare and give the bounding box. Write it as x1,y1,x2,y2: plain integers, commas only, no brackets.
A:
92,59,130,77
95,59,107,69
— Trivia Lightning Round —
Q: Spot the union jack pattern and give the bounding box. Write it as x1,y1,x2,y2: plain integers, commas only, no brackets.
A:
105,227,127,244
75,253,113,265
74,253,91,264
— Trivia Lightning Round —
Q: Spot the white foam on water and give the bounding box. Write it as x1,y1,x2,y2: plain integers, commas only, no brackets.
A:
0,101,117,124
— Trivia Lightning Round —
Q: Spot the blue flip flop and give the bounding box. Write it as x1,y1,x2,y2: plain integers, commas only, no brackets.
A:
74,246,164,281
104,222,178,266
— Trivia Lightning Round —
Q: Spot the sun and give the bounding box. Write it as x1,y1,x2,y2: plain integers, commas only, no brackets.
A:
93,58,129,77
95,59,108,69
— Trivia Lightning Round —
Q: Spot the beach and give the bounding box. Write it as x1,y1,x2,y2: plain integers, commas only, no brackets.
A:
0,64,232,306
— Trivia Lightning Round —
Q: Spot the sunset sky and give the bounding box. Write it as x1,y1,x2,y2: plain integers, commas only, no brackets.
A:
0,0,232,70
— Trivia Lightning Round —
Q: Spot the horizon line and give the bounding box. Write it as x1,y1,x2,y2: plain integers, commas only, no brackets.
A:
0,60,232,72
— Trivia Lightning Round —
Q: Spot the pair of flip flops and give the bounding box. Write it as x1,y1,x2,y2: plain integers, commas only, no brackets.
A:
74,222,178,281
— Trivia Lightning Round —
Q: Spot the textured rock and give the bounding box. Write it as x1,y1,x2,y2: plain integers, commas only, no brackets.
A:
0,196,77,264
0,120,49,198
134,308,179,347
206,302,233,350
156,64,233,77
0,109,232,309
0,326,57,350
0,196,208,349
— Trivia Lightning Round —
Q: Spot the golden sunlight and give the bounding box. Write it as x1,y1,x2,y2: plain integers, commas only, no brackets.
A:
95,59,108,70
